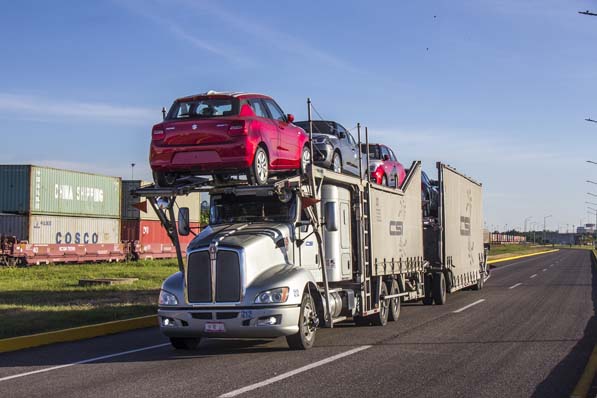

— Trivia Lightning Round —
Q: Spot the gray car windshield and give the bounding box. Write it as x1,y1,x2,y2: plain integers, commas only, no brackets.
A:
295,121,336,135
210,194,297,224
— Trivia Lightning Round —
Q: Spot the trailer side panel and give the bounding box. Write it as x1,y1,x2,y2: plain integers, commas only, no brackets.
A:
440,164,484,291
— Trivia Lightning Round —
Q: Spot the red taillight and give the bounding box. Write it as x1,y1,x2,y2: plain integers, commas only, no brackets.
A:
152,129,164,141
228,121,249,136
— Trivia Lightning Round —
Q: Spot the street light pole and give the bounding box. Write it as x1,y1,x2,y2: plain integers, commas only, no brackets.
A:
543,214,552,244
524,216,532,233
131,163,136,180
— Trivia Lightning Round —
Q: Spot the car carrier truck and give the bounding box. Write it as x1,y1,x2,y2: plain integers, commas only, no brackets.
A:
133,145,488,350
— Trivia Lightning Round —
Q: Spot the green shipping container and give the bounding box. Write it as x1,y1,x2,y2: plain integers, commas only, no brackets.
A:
0,165,121,218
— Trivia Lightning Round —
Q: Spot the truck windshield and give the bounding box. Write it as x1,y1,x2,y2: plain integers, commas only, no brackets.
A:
210,194,297,224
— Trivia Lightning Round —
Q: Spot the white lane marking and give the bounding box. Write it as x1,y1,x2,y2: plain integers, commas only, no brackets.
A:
509,283,522,289
453,299,486,314
0,343,170,383
542,268,547,272
530,274,537,279
219,345,371,397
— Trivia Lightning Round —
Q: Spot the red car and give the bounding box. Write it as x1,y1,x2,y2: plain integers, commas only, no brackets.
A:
360,143,407,188
150,91,310,186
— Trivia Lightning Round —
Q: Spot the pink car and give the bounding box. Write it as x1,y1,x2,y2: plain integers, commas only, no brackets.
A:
361,143,407,188
150,91,310,186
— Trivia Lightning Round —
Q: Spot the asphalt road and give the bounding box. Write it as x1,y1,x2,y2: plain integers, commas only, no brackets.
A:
1,249,595,398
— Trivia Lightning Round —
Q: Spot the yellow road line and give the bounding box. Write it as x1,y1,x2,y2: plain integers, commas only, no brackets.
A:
487,249,559,265
0,315,157,354
570,249,597,398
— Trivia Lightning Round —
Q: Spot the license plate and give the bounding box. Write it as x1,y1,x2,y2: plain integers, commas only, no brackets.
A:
204,322,226,333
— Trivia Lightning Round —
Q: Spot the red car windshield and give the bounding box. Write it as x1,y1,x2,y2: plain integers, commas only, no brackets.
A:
167,97,240,120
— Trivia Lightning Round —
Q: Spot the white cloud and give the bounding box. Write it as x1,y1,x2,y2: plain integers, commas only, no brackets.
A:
176,0,357,73
117,1,252,67
0,93,157,125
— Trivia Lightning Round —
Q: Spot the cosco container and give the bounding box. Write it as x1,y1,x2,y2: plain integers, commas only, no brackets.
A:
0,165,121,218
0,213,120,244
121,180,202,222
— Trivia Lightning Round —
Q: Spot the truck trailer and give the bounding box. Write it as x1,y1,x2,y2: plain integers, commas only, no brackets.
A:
134,155,487,350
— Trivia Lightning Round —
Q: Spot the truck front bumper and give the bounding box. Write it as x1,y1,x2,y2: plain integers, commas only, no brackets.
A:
158,305,301,339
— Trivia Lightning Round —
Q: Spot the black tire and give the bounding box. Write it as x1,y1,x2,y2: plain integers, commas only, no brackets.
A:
249,146,269,185
387,279,401,322
432,273,447,305
169,337,200,350
286,291,317,350
300,145,311,175
331,152,342,174
422,273,433,305
371,282,389,326
153,171,177,187
472,269,485,291
382,174,388,186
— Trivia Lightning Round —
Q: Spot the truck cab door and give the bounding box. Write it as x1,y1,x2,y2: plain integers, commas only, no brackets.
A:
296,211,321,282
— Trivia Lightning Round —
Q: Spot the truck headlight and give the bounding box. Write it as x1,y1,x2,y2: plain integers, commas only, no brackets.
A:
159,289,178,305
254,287,289,304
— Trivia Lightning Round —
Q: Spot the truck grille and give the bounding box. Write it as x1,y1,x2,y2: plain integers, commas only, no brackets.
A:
187,249,241,303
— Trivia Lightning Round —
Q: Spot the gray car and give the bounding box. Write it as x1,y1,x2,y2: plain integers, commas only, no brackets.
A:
294,120,360,176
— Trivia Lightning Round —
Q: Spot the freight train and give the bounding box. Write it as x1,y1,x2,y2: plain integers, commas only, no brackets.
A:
0,165,205,266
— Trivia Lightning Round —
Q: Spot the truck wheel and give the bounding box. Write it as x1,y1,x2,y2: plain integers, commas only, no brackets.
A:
286,291,317,350
169,337,200,350
387,279,401,321
249,147,269,185
371,282,389,326
432,273,447,305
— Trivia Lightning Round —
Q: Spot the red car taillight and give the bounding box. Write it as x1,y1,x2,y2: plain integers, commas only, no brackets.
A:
152,128,164,141
228,121,249,136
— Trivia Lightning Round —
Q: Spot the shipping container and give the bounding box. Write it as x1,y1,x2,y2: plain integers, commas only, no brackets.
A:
121,219,198,247
121,180,202,222
0,213,120,244
0,213,28,240
0,165,121,218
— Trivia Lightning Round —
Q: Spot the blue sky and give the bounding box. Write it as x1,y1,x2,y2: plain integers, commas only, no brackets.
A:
1,0,597,232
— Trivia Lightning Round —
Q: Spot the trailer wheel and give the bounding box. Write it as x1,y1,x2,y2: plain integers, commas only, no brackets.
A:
432,273,447,305
286,291,317,350
387,279,401,321
423,273,434,305
169,337,200,350
371,282,389,326
472,271,484,291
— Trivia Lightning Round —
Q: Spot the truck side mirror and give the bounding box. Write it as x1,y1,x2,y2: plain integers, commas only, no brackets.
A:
325,202,338,232
178,207,190,236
